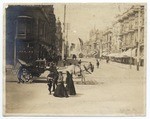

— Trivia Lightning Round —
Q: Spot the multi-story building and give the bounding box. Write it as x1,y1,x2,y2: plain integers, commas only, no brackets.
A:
102,27,112,56
86,28,103,58
6,5,56,65
111,21,122,53
117,5,144,66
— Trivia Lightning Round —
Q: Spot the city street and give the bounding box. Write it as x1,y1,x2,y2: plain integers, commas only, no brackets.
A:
5,58,146,116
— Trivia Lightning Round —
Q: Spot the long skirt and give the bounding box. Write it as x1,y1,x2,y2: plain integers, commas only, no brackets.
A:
53,83,68,98
66,79,76,95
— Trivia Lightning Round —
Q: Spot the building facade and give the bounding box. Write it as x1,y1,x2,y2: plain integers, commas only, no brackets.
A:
6,5,57,65
117,5,144,66
102,28,112,56
111,21,122,53
85,28,103,58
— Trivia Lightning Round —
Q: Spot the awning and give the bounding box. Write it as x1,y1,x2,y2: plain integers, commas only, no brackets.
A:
114,52,129,58
133,56,144,60
108,53,118,57
115,53,124,58
122,49,131,57
132,48,136,57
110,49,136,58
116,48,137,58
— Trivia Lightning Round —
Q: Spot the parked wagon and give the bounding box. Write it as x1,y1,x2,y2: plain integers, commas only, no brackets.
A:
17,59,47,82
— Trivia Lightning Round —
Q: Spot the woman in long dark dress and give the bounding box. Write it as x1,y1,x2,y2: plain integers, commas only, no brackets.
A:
96,59,100,68
53,72,68,98
66,71,76,95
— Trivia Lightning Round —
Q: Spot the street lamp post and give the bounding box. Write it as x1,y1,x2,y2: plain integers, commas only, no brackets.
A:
137,7,141,71
130,47,133,69
66,23,70,57
62,4,66,60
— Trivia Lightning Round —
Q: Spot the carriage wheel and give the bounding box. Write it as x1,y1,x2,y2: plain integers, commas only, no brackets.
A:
21,68,32,82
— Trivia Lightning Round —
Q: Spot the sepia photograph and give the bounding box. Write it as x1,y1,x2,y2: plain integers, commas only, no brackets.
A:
3,2,147,117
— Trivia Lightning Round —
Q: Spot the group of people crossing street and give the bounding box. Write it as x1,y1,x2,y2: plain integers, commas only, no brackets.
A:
47,62,76,98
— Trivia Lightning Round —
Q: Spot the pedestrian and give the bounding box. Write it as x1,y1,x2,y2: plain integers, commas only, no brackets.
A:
52,72,58,92
96,59,100,68
78,65,86,84
91,64,94,72
88,62,93,72
49,62,58,92
106,57,109,63
78,59,82,65
64,54,67,61
72,54,77,60
66,71,76,95
53,71,69,98
47,72,54,95
17,66,25,83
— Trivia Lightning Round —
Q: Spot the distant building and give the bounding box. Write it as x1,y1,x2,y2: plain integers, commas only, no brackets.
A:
102,5,145,67
85,28,103,58
102,27,112,56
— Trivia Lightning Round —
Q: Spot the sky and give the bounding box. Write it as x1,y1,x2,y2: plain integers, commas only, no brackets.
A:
53,3,134,45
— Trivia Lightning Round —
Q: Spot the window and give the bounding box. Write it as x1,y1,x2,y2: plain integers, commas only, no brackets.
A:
26,20,32,34
134,18,138,29
16,16,32,39
140,28,144,42
18,20,26,34
39,22,45,36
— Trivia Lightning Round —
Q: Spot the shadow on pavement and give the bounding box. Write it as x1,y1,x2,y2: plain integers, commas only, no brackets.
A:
6,80,48,84
75,80,98,85
69,93,83,97
32,79,48,83
6,80,18,83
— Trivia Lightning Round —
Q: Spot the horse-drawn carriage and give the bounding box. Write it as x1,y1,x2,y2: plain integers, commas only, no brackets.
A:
17,57,91,84
17,59,47,82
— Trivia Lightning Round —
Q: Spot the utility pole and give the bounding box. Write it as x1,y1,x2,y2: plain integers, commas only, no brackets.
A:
66,23,69,57
137,7,141,71
130,47,132,69
62,4,66,60
14,20,18,67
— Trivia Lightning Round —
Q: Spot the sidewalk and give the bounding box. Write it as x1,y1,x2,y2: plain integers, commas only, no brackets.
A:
80,58,145,71
101,60,145,71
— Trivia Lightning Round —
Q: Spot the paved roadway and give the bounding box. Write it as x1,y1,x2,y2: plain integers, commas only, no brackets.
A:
4,58,146,116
